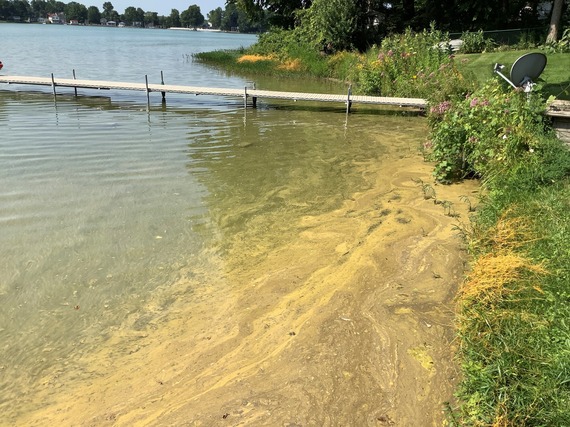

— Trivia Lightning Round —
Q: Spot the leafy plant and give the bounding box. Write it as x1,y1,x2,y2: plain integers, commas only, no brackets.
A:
459,29,495,54
352,24,474,101
412,177,437,200
426,79,550,183
543,27,570,53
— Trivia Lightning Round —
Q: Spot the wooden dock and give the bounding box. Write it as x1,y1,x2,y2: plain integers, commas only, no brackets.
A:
0,74,428,112
547,100,570,144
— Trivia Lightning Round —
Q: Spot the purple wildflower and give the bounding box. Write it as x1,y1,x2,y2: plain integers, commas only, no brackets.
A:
430,100,452,115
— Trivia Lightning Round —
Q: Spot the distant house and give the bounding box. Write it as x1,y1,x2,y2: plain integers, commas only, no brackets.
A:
106,20,117,26
69,19,79,25
48,13,65,24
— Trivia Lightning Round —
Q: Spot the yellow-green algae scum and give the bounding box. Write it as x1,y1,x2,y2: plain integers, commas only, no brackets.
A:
15,117,479,426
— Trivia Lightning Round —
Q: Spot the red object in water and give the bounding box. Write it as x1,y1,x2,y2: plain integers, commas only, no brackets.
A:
0,61,3,70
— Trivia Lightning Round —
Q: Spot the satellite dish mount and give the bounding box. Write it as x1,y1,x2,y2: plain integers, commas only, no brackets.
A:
493,52,547,93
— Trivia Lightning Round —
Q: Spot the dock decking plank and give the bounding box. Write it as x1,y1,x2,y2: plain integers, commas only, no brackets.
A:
0,75,428,109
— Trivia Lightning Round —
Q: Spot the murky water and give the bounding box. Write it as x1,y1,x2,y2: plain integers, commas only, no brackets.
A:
0,23,428,422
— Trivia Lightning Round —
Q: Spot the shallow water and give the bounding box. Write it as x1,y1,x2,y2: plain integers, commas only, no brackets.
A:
0,23,432,422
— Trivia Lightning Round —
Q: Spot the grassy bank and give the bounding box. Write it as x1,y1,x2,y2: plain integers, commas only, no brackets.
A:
197,30,570,425
196,36,569,101
194,47,354,80
455,151,570,425
456,50,570,100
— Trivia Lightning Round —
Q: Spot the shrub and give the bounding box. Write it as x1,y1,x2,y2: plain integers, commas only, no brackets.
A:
426,79,551,183
351,25,474,101
247,27,333,77
326,51,360,82
459,29,495,54
250,28,310,59
294,0,360,53
543,28,570,53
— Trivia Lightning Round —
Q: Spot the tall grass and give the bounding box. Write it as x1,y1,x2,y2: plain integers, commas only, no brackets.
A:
349,26,474,101
455,141,570,425
195,28,334,78
194,49,283,75
195,25,474,99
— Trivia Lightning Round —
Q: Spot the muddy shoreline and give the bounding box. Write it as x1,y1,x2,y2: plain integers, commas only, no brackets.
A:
19,145,478,426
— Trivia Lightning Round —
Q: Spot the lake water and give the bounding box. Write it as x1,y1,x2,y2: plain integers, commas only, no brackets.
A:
0,23,427,422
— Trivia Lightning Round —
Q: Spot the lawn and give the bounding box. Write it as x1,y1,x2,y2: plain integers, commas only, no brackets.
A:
456,50,570,99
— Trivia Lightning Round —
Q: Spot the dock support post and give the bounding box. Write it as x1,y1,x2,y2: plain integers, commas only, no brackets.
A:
145,75,150,111
346,84,352,114
50,73,57,98
160,71,166,104
251,82,257,108
72,69,78,97
244,86,248,108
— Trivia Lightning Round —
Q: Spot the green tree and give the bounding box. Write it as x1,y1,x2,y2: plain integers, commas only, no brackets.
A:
230,0,311,28
221,2,266,32
296,0,381,52
135,7,144,24
44,0,65,13
169,8,181,27
11,0,31,19
297,0,357,51
102,1,114,20
180,4,204,28
221,2,238,30
65,1,87,21
207,6,223,28
0,0,9,20
123,6,137,25
87,5,100,24
30,0,47,19
144,11,158,27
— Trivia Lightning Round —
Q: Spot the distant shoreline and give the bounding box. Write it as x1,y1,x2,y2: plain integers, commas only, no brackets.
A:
169,27,222,32
0,21,230,33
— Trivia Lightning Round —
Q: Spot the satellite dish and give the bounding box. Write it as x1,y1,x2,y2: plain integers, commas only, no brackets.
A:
510,53,547,87
493,52,547,92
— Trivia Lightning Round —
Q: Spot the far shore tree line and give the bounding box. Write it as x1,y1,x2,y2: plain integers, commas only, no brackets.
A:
0,0,269,31
1,0,567,43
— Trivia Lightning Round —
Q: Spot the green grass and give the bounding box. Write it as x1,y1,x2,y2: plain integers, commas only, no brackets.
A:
194,48,332,78
194,50,283,76
454,131,570,425
456,50,570,99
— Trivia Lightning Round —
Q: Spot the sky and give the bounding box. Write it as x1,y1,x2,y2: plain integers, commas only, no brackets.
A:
102,0,227,17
